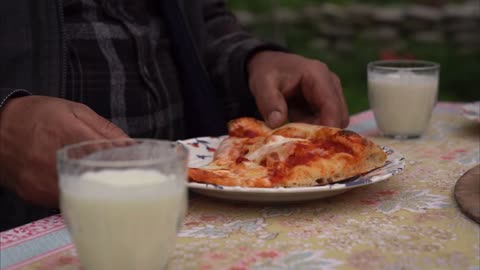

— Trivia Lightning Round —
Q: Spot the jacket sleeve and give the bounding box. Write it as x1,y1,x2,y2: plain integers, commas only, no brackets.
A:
202,0,285,119
0,3,34,110
0,1,62,112
0,89,32,110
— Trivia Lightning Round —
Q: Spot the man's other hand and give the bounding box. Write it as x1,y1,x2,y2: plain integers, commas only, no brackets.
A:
248,51,349,129
0,96,128,207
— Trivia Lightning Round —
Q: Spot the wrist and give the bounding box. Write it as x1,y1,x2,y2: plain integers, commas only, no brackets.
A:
0,95,29,189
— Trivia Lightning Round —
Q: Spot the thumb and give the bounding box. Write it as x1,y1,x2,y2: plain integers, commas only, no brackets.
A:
251,78,288,128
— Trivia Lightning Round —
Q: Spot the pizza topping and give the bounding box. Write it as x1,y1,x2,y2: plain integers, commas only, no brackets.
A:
317,141,353,156
244,135,308,163
270,165,286,184
188,117,387,188
235,157,249,164
228,117,270,138
229,128,259,138
286,143,319,168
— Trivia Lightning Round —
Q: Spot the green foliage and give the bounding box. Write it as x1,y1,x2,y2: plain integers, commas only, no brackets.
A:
229,0,469,10
229,0,480,114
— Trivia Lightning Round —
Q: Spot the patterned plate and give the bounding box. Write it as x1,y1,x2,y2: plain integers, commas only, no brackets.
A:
461,102,480,122
179,137,405,202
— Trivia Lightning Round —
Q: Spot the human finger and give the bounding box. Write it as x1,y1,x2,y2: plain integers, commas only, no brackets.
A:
250,75,288,128
301,61,343,127
330,71,349,128
70,103,129,139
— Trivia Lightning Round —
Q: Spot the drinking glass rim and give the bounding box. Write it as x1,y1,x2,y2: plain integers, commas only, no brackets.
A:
368,60,440,71
57,138,188,168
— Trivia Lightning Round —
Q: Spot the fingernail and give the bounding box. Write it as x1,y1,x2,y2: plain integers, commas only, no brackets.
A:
268,111,283,127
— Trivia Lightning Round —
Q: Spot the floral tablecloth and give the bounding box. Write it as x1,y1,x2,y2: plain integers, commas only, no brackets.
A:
1,102,479,270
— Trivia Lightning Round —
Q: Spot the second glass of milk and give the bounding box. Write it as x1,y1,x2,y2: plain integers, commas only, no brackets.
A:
57,139,188,270
368,60,440,139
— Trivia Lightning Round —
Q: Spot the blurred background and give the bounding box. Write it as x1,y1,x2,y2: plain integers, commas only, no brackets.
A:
228,0,479,114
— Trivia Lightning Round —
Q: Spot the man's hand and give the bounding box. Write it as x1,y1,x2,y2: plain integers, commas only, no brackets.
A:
248,51,349,128
0,96,128,207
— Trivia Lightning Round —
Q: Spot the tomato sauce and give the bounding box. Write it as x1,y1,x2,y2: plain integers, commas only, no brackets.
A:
317,141,353,155
286,144,317,168
235,157,249,164
229,128,258,138
268,141,353,184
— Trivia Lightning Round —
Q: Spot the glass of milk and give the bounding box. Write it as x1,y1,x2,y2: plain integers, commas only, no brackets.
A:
57,139,188,270
368,60,440,139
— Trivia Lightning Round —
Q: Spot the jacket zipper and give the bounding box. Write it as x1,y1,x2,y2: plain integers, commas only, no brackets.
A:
57,0,67,99
174,2,212,92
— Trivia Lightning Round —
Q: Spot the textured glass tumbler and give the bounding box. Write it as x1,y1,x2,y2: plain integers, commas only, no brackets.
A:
57,139,188,270
368,60,440,139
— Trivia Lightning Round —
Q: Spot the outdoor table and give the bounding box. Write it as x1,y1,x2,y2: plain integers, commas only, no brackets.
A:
1,102,479,270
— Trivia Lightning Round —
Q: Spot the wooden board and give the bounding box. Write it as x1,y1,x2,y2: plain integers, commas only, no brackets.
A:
454,164,480,224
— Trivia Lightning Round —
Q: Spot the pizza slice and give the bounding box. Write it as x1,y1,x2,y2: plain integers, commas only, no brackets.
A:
188,117,387,188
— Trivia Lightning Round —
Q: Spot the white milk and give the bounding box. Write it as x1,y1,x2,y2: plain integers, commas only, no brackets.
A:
368,71,438,136
60,169,187,270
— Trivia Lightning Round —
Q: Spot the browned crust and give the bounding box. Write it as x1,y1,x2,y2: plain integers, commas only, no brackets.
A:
188,117,387,187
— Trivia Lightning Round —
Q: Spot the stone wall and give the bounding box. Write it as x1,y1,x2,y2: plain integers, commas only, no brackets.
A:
234,1,480,52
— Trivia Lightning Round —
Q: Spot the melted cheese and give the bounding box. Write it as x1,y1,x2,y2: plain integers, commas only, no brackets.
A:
245,135,308,162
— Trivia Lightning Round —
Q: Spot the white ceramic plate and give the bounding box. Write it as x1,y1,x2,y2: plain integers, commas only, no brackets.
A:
179,137,405,203
461,102,480,122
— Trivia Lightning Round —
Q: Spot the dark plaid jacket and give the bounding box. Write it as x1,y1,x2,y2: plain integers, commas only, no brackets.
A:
0,0,280,230
0,0,281,138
